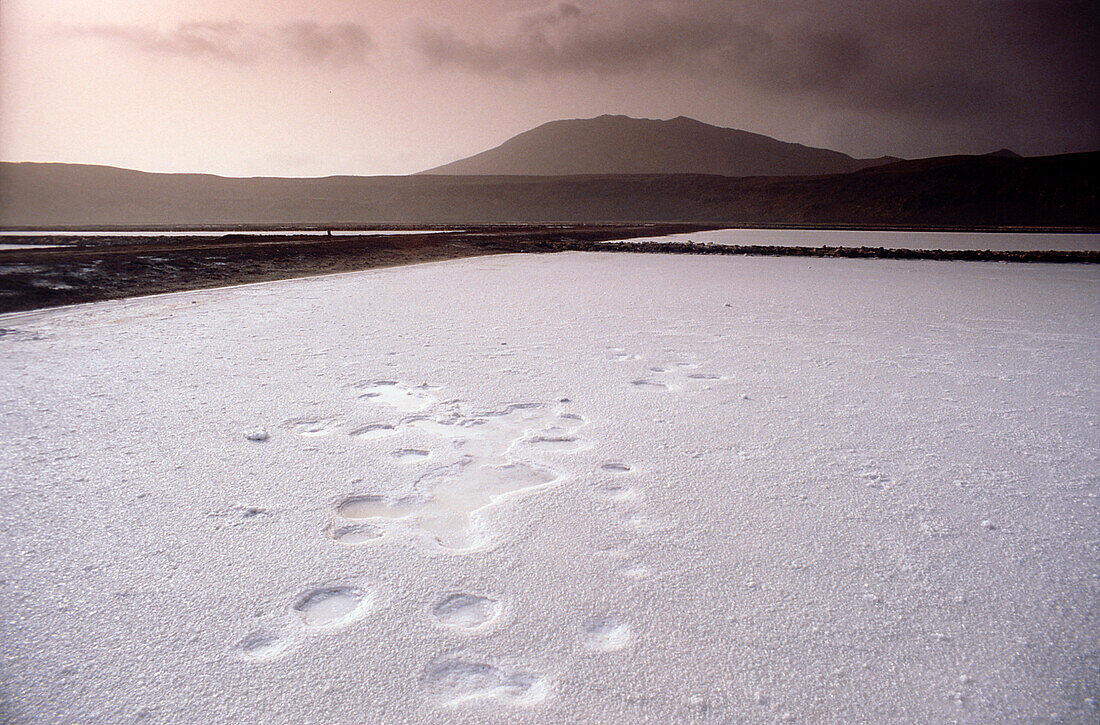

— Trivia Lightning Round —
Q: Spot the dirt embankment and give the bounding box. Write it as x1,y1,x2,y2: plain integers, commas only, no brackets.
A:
0,225,704,313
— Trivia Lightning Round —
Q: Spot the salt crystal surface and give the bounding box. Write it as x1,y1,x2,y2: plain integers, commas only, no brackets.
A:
604,228,1100,251
1,252,1097,723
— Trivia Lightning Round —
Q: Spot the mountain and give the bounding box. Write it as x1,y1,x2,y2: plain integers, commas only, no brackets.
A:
1,152,1096,228
421,115,895,177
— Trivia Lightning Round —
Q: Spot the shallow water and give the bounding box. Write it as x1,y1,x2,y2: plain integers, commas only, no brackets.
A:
607,227,1100,251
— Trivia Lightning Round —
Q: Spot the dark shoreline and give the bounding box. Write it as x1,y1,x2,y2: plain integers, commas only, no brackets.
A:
1,224,1096,315
3,222,1100,235
586,240,1100,263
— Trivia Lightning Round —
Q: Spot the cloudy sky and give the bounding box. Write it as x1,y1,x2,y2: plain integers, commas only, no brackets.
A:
1,0,1096,176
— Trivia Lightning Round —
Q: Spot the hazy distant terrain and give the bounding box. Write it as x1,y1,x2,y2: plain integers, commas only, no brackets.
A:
1,151,1096,228
421,115,897,176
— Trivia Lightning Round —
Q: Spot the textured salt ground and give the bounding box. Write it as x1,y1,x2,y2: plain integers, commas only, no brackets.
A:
607,228,1100,252
0,252,1097,723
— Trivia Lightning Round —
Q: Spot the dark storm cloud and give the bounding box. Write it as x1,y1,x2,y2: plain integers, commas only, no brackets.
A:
411,0,1098,128
69,20,372,66
413,2,764,76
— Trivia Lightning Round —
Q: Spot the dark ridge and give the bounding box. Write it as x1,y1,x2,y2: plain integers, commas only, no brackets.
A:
420,115,890,177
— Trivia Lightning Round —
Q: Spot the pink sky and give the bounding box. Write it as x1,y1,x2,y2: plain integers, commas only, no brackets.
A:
2,0,1096,177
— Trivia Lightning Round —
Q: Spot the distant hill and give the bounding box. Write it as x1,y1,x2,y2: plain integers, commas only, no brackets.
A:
421,115,897,177
1,152,1096,228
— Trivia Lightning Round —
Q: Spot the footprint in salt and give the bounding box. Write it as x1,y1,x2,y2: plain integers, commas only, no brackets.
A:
511,411,590,454
283,416,339,437
618,562,652,581
631,361,725,392
597,482,638,501
327,523,384,545
625,513,675,534
608,348,641,362
392,448,432,463
595,462,638,501
517,433,590,453
421,658,548,707
338,494,424,521
400,401,592,468
291,584,375,629
405,402,540,455
207,504,274,529
582,619,634,652
432,593,502,630
236,627,299,662
236,581,376,662
354,380,438,412
859,467,893,489
336,461,559,551
348,422,399,440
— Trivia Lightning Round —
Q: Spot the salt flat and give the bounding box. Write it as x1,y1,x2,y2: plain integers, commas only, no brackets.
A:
1,252,1097,723
607,228,1100,251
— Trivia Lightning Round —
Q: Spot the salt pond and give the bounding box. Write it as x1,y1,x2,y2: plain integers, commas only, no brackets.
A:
1,253,1096,723
607,228,1100,251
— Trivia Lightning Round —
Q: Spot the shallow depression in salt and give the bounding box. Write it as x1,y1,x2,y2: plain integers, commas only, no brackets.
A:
1,252,1097,723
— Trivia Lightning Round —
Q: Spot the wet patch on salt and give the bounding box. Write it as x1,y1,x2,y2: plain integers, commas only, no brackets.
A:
338,494,423,520
337,462,558,551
